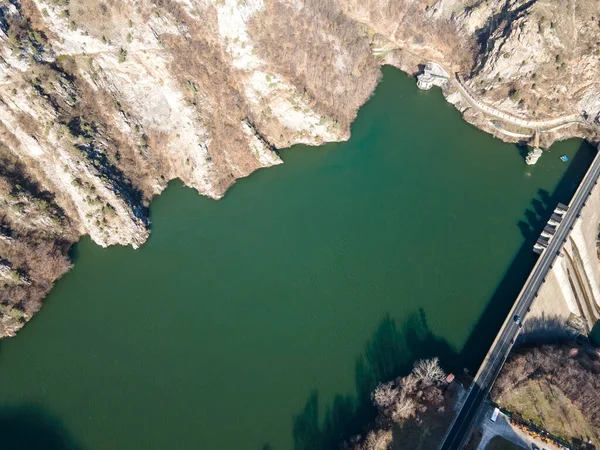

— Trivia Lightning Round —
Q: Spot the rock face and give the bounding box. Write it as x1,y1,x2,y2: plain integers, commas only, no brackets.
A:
1,0,599,337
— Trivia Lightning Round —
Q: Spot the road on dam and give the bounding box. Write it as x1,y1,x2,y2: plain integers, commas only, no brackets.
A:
439,149,600,450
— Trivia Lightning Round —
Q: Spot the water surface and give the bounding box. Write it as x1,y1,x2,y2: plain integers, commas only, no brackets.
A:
0,67,595,449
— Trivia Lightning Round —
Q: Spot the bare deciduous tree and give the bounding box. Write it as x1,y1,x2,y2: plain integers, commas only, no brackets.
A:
390,390,417,423
348,356,451,449
371,381,398,410
412,357,446,385
493,345,600,428
363,429,392,450
399,372,418,394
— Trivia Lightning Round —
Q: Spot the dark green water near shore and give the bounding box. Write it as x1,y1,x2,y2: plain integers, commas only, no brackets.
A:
0,67,595,449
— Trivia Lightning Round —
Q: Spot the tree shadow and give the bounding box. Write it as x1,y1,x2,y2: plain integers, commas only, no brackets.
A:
516,312,577,347
293,309,460,450
291,140,597,450
459,140,596,377
0,341,81,450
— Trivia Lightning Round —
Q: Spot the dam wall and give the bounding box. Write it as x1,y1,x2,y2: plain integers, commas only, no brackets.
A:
528,177,600,333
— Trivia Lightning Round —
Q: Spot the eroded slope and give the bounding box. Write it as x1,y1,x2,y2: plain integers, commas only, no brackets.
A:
1,0,599,336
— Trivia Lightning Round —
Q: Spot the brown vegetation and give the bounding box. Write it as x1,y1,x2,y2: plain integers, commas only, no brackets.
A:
492,344,600,446
0,143,76,337
469,0,600,118
149,1,280,193
345,358,453,450
1,0,598,341
249,0,381,129
0,5,158,336
28,56,161,202
340,0,477,73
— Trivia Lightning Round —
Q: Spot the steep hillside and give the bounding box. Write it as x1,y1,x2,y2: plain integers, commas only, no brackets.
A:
1,0,599,336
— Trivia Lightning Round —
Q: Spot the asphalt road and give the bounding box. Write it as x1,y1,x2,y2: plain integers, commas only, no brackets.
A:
439,151,600,450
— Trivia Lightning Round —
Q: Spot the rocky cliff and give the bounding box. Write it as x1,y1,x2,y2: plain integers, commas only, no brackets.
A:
1,0,599,337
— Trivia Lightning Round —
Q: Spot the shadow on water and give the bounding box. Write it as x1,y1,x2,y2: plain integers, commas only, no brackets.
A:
591,321,600,347
453,141,595,376
290,141,596,450
67,240,80,265
291,310,461,450
0,344,81,450
519,142,595,242
0,404,81,450
515,142,531,162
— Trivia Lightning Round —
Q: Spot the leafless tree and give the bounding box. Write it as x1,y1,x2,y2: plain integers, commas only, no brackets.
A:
493,344,600,428
348,356,452,449
390,390,417,423
412,357,446,385
372,381,398,410
399,373,418,394
363,429,392,450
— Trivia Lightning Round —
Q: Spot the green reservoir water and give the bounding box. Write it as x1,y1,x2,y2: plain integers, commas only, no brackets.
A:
0,67,595,450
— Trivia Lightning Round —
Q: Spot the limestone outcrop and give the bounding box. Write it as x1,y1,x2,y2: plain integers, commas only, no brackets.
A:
1,0,599,336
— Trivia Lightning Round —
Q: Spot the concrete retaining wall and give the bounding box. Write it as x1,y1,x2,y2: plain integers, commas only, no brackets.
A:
527,180,600,332
456,76,583,130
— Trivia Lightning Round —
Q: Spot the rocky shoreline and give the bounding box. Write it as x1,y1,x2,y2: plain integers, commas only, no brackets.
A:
1,0,599,337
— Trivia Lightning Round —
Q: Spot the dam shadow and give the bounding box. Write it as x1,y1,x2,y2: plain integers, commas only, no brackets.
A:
460,140,596,368
289,140,597,450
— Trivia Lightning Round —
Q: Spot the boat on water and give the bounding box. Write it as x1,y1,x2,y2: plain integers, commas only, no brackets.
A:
560,155,569,162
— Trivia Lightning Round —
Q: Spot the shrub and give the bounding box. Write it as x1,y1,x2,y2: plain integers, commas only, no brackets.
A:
118,47,127,63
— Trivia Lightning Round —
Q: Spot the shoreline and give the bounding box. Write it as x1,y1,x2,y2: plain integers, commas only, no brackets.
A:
1,62,597,339
382,56,598,153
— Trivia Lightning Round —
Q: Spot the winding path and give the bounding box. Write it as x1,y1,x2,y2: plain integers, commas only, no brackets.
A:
371,45,587,132
454,74,584,131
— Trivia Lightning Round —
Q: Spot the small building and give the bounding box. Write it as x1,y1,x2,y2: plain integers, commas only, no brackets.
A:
417,62,450,90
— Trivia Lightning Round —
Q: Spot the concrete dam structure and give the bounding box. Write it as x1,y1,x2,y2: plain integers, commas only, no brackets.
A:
439,145,600,450
528,171,600,332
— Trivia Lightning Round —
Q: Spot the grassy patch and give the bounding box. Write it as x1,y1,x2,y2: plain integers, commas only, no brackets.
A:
496,378,600,445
